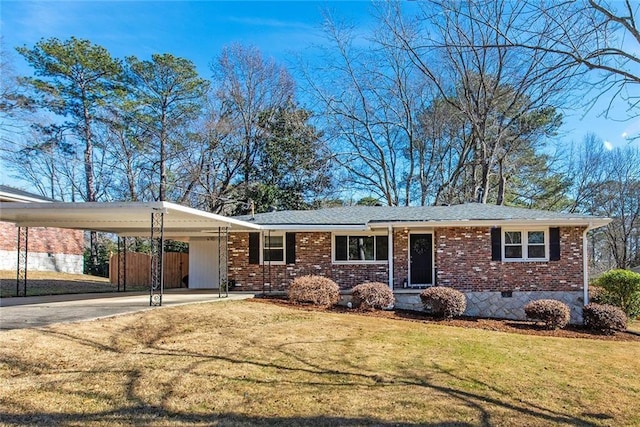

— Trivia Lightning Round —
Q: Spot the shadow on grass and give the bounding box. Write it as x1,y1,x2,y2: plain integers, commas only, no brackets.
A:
3,312,609,427
0,410,473,426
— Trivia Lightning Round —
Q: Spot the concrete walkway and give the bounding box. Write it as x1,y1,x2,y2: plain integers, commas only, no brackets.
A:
0,290,255,330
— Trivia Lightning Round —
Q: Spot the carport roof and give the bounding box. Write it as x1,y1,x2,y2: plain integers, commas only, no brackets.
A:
0,201,260,238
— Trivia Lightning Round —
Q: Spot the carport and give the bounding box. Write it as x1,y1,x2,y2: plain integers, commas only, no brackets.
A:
0,201,260,305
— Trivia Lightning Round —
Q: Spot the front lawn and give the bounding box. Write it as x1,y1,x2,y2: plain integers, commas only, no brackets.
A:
1,300,639,426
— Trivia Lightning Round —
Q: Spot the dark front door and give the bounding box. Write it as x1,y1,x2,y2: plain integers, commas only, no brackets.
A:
410,234,433,285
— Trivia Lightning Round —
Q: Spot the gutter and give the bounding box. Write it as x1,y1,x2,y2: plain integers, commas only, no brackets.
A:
583,226,590,306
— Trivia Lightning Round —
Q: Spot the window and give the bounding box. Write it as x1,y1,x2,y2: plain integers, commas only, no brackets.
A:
334,234,388,262
503,229,547,261
263,234,284,262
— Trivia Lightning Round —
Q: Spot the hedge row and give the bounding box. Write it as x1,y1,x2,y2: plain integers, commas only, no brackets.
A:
285,276,629,333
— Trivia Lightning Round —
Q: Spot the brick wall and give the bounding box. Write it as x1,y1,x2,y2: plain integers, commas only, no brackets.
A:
393,229,409,287
435,226,585,292
0,221,84,255
227,226,585,293
0,221,84,273
228,231,388,291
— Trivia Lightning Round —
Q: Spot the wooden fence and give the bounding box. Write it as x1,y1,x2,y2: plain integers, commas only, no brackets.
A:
109,252,189,288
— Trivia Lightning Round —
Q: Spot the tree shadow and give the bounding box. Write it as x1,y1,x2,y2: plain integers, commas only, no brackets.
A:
0,410,474,426
1,316,612,426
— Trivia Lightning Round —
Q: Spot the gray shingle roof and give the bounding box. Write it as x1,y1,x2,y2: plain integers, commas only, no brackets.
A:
234,203,606,227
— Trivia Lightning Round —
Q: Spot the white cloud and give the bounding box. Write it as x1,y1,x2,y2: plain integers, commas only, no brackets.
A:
604,140,614,151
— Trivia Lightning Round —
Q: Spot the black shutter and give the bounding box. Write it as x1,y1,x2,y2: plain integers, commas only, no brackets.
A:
491,227,502,261
286,232,296,264
249,232,260,265
549,227,561,261
335,235,347,261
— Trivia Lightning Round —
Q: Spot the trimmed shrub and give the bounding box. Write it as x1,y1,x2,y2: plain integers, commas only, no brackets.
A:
595,269,640,319
288,275,340,307
583,303,627,333
351,282,395,311
589,285,606,304
420,287,466,318
524,299,571,329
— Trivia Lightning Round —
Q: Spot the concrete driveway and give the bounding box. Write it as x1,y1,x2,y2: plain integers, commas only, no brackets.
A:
0,290,255,330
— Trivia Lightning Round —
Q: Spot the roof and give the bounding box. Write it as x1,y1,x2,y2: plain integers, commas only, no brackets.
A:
235,203,611,231
0,201,260,238
0,185,55,203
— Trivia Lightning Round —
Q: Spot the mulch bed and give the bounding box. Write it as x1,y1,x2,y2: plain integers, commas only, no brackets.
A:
250,295,640,342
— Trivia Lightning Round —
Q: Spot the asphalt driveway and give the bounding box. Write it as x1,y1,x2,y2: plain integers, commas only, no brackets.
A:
0,290,255,330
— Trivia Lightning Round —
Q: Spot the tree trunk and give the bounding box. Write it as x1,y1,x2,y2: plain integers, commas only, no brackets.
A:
82,93,99,275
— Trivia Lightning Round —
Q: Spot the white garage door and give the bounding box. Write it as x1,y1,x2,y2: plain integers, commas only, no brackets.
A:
188,238,220,289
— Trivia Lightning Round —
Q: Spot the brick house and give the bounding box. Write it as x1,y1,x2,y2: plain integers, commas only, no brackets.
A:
0,186,84,274
0,200,610,322
229,204,610,323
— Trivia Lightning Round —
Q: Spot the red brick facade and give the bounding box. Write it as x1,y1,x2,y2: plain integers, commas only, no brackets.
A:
229,232,388,290
0,221,84,255
227,226,586,293
435,226,585,292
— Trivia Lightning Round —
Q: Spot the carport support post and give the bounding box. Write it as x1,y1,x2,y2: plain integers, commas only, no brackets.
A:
150,209,165,306
117,236,127,292
16,226,28,297
218,227,229,298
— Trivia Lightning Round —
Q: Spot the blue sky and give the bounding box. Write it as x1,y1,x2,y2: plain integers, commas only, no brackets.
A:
1,0,639,190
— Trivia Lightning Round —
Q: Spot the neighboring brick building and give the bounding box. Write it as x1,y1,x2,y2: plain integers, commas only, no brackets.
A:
0,186,84,274
229,204,610,323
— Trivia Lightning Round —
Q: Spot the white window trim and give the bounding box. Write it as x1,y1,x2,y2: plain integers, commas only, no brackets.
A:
502,228,549,262
261,232,286,265
332,231,389,264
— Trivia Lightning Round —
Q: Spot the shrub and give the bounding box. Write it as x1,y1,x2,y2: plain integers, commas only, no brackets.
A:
595,269,640,319
420,287,466,318
524,299,571,329
589,285,606,304
583,303,627,333
351,282,395,311
288,275,340,307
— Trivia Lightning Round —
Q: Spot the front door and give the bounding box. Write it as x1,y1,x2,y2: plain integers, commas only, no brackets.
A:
410,233,433,286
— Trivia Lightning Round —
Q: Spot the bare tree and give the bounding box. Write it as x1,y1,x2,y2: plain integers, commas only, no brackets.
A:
569,138,640,269
379,0,573,205
470,0,639,119
304,14,427,206
211,44,295,211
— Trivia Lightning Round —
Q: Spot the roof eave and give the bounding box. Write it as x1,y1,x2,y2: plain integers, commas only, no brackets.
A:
368,218,613,229
256,224,367,232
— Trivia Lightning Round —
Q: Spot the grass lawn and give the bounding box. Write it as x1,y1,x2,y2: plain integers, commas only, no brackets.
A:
0,270,147,298
1,300,639,426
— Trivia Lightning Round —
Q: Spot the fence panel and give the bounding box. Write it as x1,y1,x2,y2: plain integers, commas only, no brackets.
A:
109,252,188,288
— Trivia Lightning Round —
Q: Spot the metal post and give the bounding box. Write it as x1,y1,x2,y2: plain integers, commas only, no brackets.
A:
150,210,164,306
223,227,229,296
261,230,266,294
117,236,127,292
268,229,272,292
16,226,28,297
218,227,229,298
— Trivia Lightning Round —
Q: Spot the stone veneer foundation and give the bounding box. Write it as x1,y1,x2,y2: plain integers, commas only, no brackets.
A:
390,290,584,324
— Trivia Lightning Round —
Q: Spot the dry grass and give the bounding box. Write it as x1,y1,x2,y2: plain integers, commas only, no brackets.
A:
0,270,146,298
1,300,639,426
